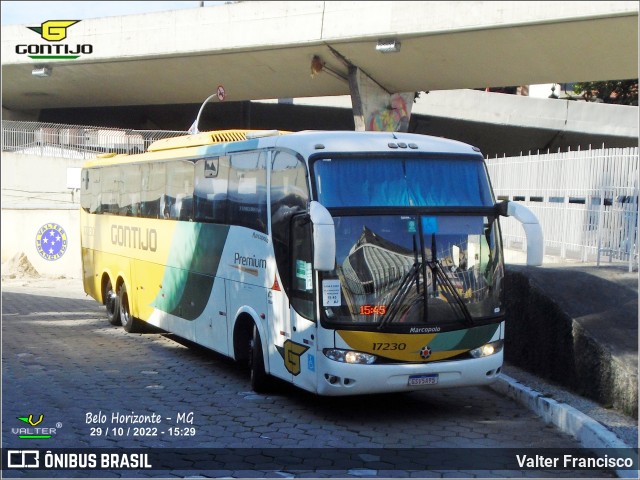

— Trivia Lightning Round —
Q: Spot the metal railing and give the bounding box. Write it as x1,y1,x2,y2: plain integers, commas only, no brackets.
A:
3,121,638,270
486,146,639,271
2,120,187,159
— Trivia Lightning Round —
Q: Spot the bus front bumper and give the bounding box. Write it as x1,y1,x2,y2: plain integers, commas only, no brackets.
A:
315,351,503,396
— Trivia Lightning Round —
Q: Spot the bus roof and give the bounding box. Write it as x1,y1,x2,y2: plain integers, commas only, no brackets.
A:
270,130,483,159
146,129,288,152
82,129,485,168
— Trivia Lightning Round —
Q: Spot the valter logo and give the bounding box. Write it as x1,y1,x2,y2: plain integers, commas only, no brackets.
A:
13,413,59,439
16,20,93,60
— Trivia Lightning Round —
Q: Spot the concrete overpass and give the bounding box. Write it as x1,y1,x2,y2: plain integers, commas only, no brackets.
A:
1,1,638,278
1,1,637,112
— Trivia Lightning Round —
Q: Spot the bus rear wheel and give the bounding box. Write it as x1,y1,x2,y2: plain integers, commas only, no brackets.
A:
118,283,141,333
104,278,120,325
250,324,269,393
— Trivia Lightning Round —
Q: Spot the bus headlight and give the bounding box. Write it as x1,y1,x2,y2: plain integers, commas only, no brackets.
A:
324,349,377,365
469,340,504,358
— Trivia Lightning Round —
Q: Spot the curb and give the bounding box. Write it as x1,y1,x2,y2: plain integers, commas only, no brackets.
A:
490,374,638,479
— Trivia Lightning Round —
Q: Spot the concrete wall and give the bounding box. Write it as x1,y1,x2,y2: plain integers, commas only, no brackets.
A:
504,266,638,419
1,208,82,278
1,152,84,279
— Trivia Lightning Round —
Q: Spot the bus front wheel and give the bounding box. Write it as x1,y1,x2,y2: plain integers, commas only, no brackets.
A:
118,283,141,333
250,324,269,393
104,278,120,326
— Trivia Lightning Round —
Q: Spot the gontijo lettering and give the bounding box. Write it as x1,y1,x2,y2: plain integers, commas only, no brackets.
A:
16,44,92,55
111,225,157,251
17,21,94,61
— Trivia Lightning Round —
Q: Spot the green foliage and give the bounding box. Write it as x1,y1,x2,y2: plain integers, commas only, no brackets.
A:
572,79,638,106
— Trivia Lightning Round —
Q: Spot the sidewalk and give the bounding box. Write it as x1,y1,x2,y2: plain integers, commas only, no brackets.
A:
494,363,638,448
492,364,638,479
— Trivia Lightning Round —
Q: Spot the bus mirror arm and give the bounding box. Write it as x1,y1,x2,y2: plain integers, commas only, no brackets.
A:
494,200,509,217
497,200,544,266
309,201,336,271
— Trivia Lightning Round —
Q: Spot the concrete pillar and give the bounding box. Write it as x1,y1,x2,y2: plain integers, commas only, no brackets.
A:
348,67,414,132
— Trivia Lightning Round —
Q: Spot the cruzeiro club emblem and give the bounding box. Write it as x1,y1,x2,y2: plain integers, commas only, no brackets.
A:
35,223,68,261
419,345,432,360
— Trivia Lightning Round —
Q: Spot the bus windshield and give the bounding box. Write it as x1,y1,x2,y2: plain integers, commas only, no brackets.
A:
313,156,494,208
320,214,504,328
313,156,502,329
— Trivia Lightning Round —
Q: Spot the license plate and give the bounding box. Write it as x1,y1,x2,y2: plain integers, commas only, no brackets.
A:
408,374,439,386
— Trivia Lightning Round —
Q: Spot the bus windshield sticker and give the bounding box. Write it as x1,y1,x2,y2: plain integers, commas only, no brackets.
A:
204,158,218,178
296,260,313,290
305,265,313,290
322,279,341,306
296,259,306,279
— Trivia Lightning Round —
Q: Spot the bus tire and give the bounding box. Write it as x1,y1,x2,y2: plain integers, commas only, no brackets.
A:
104,278,121,325
250,324,269,393
118,283,141,333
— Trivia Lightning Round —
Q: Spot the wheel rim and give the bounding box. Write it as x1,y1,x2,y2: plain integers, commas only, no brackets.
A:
105,282,117,317
120,289,130,327
249,328,257,375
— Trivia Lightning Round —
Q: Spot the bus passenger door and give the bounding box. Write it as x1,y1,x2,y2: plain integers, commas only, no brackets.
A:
265,213,316,387
288,214,317,392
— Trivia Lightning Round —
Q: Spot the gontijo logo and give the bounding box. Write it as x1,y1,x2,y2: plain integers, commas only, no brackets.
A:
17,20,93,60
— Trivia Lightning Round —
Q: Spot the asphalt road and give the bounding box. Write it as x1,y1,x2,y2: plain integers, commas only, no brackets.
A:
1,277,617,478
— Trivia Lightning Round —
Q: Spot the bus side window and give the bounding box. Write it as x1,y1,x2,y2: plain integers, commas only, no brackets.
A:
194,156,230,224
120,164,141,216
100,166,120,214
228,152,267,233
141,163,165,218
166,160,194,221
270,149,309,295
84,168,102,214
290,215,314,321
81,169,91,212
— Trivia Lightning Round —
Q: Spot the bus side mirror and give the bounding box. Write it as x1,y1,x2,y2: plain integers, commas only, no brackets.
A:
309,201,336,271
496,200,544,266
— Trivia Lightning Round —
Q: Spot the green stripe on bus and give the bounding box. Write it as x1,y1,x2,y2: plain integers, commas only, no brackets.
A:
429,323,499,351
152,223,229,320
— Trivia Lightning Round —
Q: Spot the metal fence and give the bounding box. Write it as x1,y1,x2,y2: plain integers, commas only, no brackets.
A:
486,146,639,271
1,120,187,159
3,121,638,270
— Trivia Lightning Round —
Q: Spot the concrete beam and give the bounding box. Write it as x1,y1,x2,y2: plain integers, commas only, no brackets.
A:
289,90,639,140
1,1,637,110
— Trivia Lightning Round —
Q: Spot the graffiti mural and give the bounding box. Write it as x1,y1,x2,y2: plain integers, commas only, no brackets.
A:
368,93,411,132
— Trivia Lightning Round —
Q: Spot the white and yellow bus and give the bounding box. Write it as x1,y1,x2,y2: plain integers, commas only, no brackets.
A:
80,128,542,396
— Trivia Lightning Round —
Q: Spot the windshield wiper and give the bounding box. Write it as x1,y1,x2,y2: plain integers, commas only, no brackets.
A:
428,259,474,327
377,261,421,330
